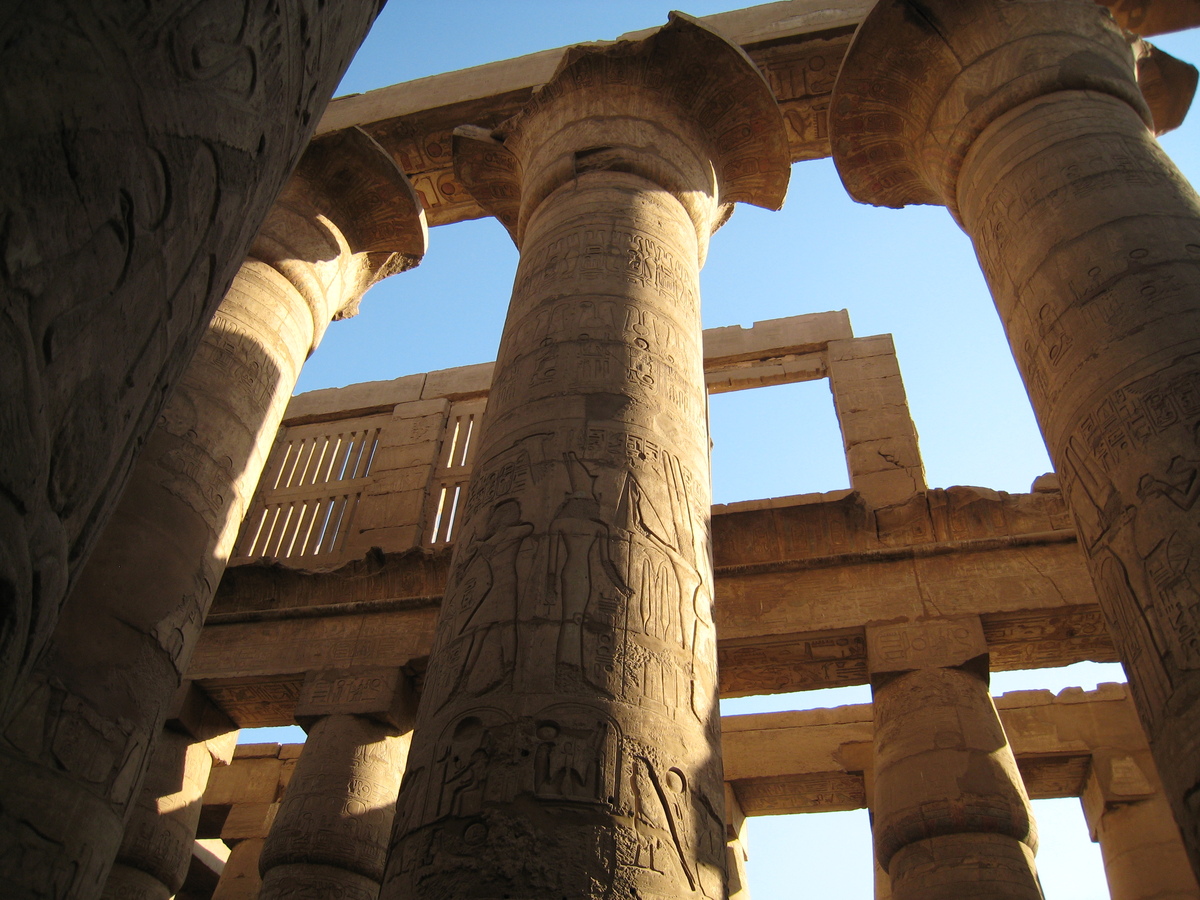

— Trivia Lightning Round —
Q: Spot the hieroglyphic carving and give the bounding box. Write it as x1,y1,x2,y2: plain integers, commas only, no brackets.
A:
830,0,1200,871
746,30,853,162
386,17,790,899
731,772,866,815
719,630,868,697
201,677,304,728
259,713,410,897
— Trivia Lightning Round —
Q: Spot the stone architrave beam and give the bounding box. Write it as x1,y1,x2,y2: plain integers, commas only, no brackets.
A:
187,484,1116,726
313,1,1196,229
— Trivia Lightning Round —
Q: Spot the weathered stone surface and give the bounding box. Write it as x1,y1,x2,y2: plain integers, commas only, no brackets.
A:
0,120,424,899
0,0,382,723
0,5,389,895
259,712,412,899
314,1,1197,229
831,0,1200,874
382,15,789,900
869,617,1039,899
101,731,214,900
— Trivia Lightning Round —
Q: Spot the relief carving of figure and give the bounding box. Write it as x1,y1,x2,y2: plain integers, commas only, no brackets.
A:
437,716,494,818
628,757,696,891
452,498,533,695
533,711,615,804
548,455,631,674
1132,455,1200,670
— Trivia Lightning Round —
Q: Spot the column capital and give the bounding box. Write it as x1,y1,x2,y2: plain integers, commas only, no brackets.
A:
252,126,428,333
829,0,1150,218
453,12,790,257
1081,750,1160,835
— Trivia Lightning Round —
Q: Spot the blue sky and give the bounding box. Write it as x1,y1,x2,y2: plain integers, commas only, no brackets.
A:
243,5,1200,898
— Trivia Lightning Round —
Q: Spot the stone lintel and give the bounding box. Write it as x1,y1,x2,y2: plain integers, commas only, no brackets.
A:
867,616,988,677
294,666,416,732
190,532,1117,725
277,310,858,424
721,683,1145,816
201,684,1148,822
316,4,1195,230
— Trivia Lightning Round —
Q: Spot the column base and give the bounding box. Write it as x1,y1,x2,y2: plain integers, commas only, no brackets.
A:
888,833,1042,900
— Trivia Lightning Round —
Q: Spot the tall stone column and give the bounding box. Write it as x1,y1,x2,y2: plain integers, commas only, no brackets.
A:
382,15,789,900
0,0,382,723
830,0,1200,874
868,618,1041,899
723,785,751,900
101,684,237,900
1082,749,1200,900
0,128,426,900
259,668,417,900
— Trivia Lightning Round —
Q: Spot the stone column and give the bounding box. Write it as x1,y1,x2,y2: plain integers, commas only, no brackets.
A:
868,618,1041,899
102,684,238,900
382,15,789,900
830,0,1200,873
1082,750,1200,900
213,839,268,900
724,784,751,900
259,668,417,900
0,128,426,899
0,0,381,728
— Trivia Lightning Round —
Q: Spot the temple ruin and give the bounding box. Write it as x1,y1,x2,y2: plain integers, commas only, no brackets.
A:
3,1,1200,899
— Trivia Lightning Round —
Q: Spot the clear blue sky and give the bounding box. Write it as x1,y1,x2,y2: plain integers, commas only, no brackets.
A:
245,5,1200,898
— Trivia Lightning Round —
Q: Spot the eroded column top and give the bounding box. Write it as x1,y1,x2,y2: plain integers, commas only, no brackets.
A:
252,126,429,338
829,0,1153,216
452,13,791,258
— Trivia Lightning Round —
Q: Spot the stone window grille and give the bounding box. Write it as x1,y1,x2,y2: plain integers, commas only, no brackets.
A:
426,398,486,546
233,416,387,561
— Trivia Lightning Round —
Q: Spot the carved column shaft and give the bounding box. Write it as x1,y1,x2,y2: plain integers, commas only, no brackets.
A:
831,0,1200,872
101,732,216,900
0,0,382,705
1082,750,1200,900
0,5,380,893
0,129,425,900
260,714,411,900
259,668,416,900
954,90,1200,853
869,620,1040,899
101,686,237,900
383,15,789,900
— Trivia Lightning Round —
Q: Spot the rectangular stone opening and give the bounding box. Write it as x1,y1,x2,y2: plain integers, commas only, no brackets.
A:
710,379,849,505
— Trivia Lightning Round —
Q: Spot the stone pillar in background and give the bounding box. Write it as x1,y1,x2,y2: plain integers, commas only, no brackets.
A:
724,784,751,900
868,618,1041,899
830,0,1200,874
383,15,789,900
259,668,417,900
213,839,269,900
0,128,426,900
1083,750,1200,899
101,685,238,900
0,0,381,727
